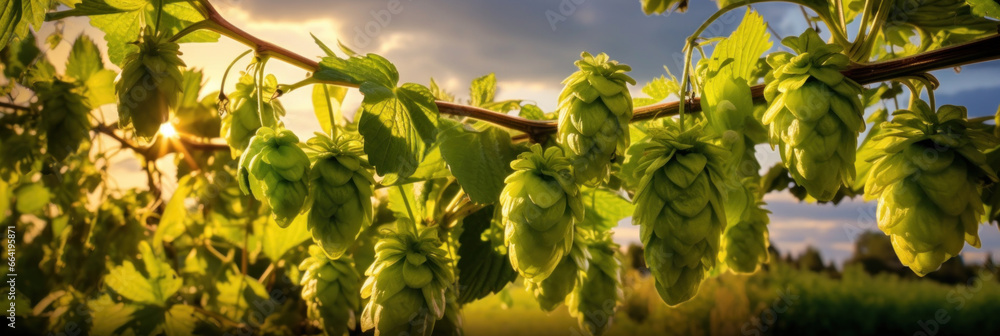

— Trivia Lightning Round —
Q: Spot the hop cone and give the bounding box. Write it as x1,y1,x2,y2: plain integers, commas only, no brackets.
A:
720,179,771,273
631,124,728,305
304,133,375,259
556,52,636,186
36,80,90,161
526,229,589,311
299,245,361,336
864,101,998,276
500,144,585,281
762,28,865,202
361,221,455,336
115,27,184,139
567,233,623,336
221,73,285,158
237,126,310,226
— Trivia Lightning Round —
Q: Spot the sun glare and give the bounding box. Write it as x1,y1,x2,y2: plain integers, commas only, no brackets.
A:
159,122,179,138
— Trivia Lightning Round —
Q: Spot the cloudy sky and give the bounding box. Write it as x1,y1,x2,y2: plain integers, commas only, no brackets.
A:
46,0,1000,265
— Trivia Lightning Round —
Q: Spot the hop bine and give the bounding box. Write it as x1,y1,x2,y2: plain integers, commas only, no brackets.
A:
500,144,585,281
864,101,998,276
361,221,454,336
115,27,184,139
237,126,310,226
35,80,90,161
557,52,636,186
526,228,589,312
567,232,623,336
299,245,362,336
221,73,285,158
631,123,729,305
720,179,771,273
762,28,865,202
304,133,375,259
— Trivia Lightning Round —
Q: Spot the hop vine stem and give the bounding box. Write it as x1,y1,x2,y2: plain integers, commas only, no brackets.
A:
175,0,1000,143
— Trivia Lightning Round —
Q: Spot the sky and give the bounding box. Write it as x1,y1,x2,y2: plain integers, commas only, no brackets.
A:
41,0,1000,265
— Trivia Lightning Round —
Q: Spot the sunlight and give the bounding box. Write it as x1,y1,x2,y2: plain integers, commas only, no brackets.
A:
158,122,179,138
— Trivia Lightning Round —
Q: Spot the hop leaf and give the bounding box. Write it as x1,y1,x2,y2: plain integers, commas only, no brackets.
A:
762,28,865,202
864,101,998,276
115,27,185,139
237,127,311,226
304,133,376,259
299,245,362,336
556,52,636,186
361,221,455,336
631,123,729,305
500,144,585,281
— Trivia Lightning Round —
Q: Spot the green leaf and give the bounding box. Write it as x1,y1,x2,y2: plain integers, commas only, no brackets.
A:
13,0,46,41
14,182,50,214
210,268,271,322
439,123,517,204
313,52,398,88
429,77,455,102
358,83,440,182
641,0,688,15
312,83,348,135
52,0,219,65
84,69,117,106
388,183,424,220
105,241,182,306
580,188,634,231
633,74,679,107
708,10,771,85
1,30,40,80
518,104,546,120
65,34,103,81
161,304,198,336
0,0,21,48
456,205,518,304
153,175,194,252
89,295,198,336
470,73,497,107
967,0,1000,19
262,211,310,261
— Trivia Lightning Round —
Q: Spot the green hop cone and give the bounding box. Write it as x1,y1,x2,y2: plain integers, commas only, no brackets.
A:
762,28,865,202
238,126,310,226
720,179,771,273
36,80,90,161
299,245,362,336
304,133,376,259
361,221,455,336
221,73,285,159
500,144,585,281
631,123,728,305
557,52,636,186
567,232,623,336
526,229,589,311
115,27,185,139
864,101,998,276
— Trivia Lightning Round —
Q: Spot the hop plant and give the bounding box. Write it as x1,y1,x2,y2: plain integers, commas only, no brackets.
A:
631,123,728,305
115,27,184,139
864,101,998,276
720,179,771,273
304,133,376,259
557,52,636,186
762,28,865,202
361,221,455,336
500,144,585,281
567,232,623,336
237,126,310,226
221,73,285,158
526,229,589,311
299,245,362,336
35,80,90,161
